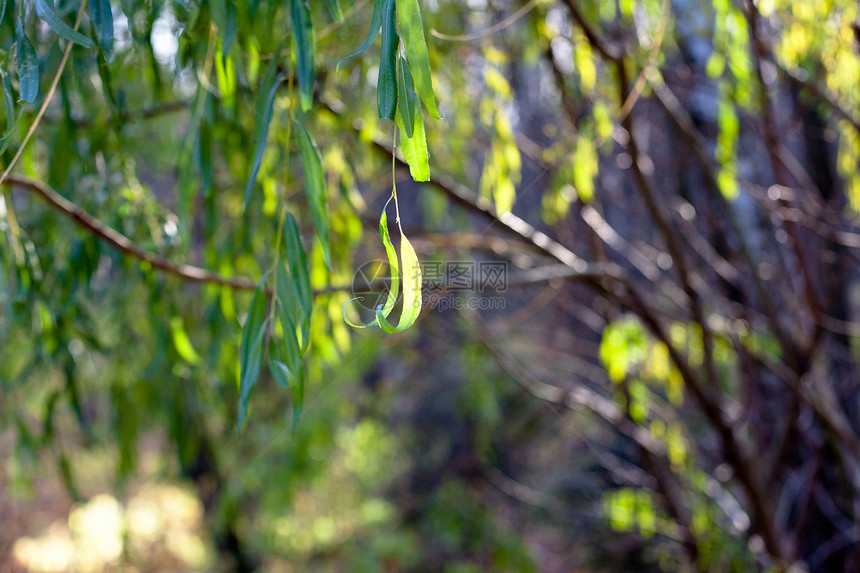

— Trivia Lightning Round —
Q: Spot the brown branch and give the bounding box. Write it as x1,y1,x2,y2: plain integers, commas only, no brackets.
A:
4,175,259,291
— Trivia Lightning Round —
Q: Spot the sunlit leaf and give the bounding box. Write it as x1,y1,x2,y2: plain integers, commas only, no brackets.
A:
237,277,269,432
15,18,39,103
396,0,441,118
377,0,398,120
397,109,429,182
376,225,422,333
169,317,201,365
344,197,400,328
34,0,94,48
244,54,282,208
291,0,315,111
293,120,331,270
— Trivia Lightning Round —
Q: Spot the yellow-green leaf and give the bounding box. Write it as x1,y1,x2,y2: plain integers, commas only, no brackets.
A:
396,0,441,118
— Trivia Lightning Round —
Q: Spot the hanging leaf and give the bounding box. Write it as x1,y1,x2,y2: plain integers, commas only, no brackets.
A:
291,0,315,111
89,0,114,59
1,73,16,136
344,197,401,328
337,0,383,70
1,0,8,25
396,0,441,118
396,62,429,181
244,54,282,208
282,212,313,349
16,18,39,103
269,262,302,389
376,223,422,333
293,120,331,270
377,0,398,120
397,56,416,138
34,0,95,48
237,277,269,432
397,111,429,182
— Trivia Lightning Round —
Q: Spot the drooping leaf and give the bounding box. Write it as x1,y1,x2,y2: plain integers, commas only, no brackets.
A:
16,18,39,103
326,0,343,21
269,258,303,391
291,0,315,111
0,0,7,25
397,57,416,138
282,212,313,349
293,120,331,270
396,0,441,118
376,223,422,333
34,0,95,48
397,107,429,181
89,0,114,59
237,277,270,432
244,54,282,208
1,73,16,136
377,0,398,120
344,197,401,328
337,0,383,70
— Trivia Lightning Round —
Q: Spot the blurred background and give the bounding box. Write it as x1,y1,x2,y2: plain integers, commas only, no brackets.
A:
1,0,859,571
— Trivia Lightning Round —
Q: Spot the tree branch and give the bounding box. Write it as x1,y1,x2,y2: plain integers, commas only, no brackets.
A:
4,175,260,291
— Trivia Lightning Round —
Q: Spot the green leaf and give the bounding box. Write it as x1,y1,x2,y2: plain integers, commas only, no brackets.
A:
274,262,302,376
0,0,7,25
237,277,269,432
377,0,398,120
396,0,441,118
211,0,237,62
89,0,114,59
376,224,422,333
293,120,331,270
1,73,16,136
291,0,315,111
326,0,343,21
397,105,429,182
169,317,201,365
397,57,416,138
283,212,313,350
244,54,282,208
16,18,39,103
343,197,401,329
337,0,383,71
34,0,95,48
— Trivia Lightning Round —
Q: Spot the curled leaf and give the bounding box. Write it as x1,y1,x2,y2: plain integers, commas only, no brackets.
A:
344,197,400,328
376,225,422,333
